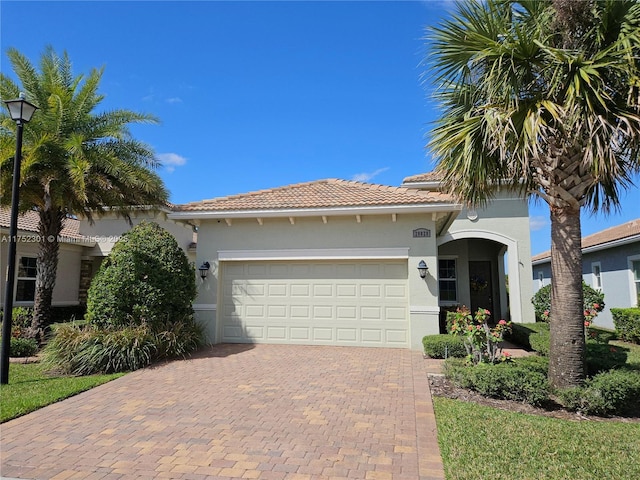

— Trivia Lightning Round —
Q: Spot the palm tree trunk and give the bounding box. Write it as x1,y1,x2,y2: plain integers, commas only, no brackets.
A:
548,205,585,389
28,209,63,343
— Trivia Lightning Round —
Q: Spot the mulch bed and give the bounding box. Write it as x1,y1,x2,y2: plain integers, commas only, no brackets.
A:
428,373,640,423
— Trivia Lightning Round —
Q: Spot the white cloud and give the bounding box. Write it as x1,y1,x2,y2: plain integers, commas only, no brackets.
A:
529,215,549,231
352,167,390,183
165,97,183,104
157,153,187,173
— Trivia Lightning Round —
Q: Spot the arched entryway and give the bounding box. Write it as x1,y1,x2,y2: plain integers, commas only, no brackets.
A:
437,229,524,331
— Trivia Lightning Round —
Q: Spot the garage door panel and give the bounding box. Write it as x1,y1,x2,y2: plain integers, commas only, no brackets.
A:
313,305,333,318
222,324,243,340
267,326,287,339
385,307,407,320
361,329,383,343
337,328,357,342
245,325,265,340
291,305,311,318
291,284,310,296
384,284,406,297
290,327,310,340
220,260,409,347
336,284,357,297
245,283,265,297
361,285,382,297
361,306,382,320
267,305,287,318
386,330,408,344
268,284,287,296
337,306,357,319
248,264,267,276
313,328,333,341
313,284,333,296
245,305,264,317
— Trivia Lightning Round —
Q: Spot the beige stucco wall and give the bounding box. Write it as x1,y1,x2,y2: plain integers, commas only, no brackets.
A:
194,213,443,349
439,194,535,324
79,210,196,261
0,238,84,307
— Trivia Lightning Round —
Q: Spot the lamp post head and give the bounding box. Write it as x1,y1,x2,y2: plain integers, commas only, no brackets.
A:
4,93,38,124
199,261,211,280
417,260,429,279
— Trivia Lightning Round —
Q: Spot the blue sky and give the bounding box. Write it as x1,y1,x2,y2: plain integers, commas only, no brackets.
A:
1,0,638,255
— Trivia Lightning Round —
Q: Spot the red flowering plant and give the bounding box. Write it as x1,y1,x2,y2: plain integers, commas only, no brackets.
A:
447,306,512,365
532,282,604,326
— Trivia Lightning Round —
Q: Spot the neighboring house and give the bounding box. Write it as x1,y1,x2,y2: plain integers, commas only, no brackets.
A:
168,174,535,351
0,207,196,311
532,219,640,330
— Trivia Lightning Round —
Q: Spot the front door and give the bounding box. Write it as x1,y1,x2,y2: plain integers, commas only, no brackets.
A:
469,261,493,318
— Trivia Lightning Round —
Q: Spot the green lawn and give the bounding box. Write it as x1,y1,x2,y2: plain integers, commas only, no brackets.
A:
435,336,640,479
0,362,123,423
434,396,640,480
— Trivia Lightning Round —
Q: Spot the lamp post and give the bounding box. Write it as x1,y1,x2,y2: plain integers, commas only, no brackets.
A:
1,93,38,385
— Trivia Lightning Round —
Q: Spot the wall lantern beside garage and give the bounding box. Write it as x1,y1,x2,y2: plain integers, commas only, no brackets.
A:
417,260,429,279
198,261,211,280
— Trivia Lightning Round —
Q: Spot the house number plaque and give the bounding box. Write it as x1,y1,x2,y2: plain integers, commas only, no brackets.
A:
413,228,431,238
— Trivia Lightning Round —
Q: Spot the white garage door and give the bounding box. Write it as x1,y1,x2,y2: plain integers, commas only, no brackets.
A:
220,260,409,347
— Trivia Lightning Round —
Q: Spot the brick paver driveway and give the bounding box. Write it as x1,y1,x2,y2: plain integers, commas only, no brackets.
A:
1,345,445,480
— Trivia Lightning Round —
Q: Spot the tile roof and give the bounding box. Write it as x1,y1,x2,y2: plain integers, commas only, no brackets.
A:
532,218,640,262
402,172,443,184
173,179,456,212
0,208,85,240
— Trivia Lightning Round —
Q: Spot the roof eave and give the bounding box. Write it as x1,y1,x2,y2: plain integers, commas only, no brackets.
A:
168,203,463,220
532,234,640,265
401,181,442,190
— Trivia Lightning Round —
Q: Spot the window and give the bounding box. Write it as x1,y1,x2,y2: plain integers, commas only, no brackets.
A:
16,257,37,302
538,271,544,287
592,262,602,290
633,260,640,306
438,259,457,303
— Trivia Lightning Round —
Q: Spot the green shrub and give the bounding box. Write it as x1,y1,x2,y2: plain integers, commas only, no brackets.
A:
154,317,205,359
611,307,640,344
532,281,604,322
86,221,196,329
529,330,550,356
586,342,629,375
8,337,38,357
558,369,640,416
42,323,157,375
422,334,467,358
443,358,550,406
42,317,205,374
512,354,549,374
442,358,474,388
586,326,618,344
506,322,549,350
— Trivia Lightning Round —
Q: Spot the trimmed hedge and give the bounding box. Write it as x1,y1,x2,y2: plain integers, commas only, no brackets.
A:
558,369,640,416
529,330,550,356
8,337,38,357
422,334,467,358
443,357,550,406
532,281,605,322
506,322,549,350
612,307,640,344
586,342,629,376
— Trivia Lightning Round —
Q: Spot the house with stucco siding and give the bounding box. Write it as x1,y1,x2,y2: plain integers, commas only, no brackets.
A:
168,173,535,350
532,218,640,330
2,173,537,348
0,208,195,313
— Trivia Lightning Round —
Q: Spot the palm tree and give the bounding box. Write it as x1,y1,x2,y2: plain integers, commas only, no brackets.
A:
0,47,168,341
427,0,640,388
